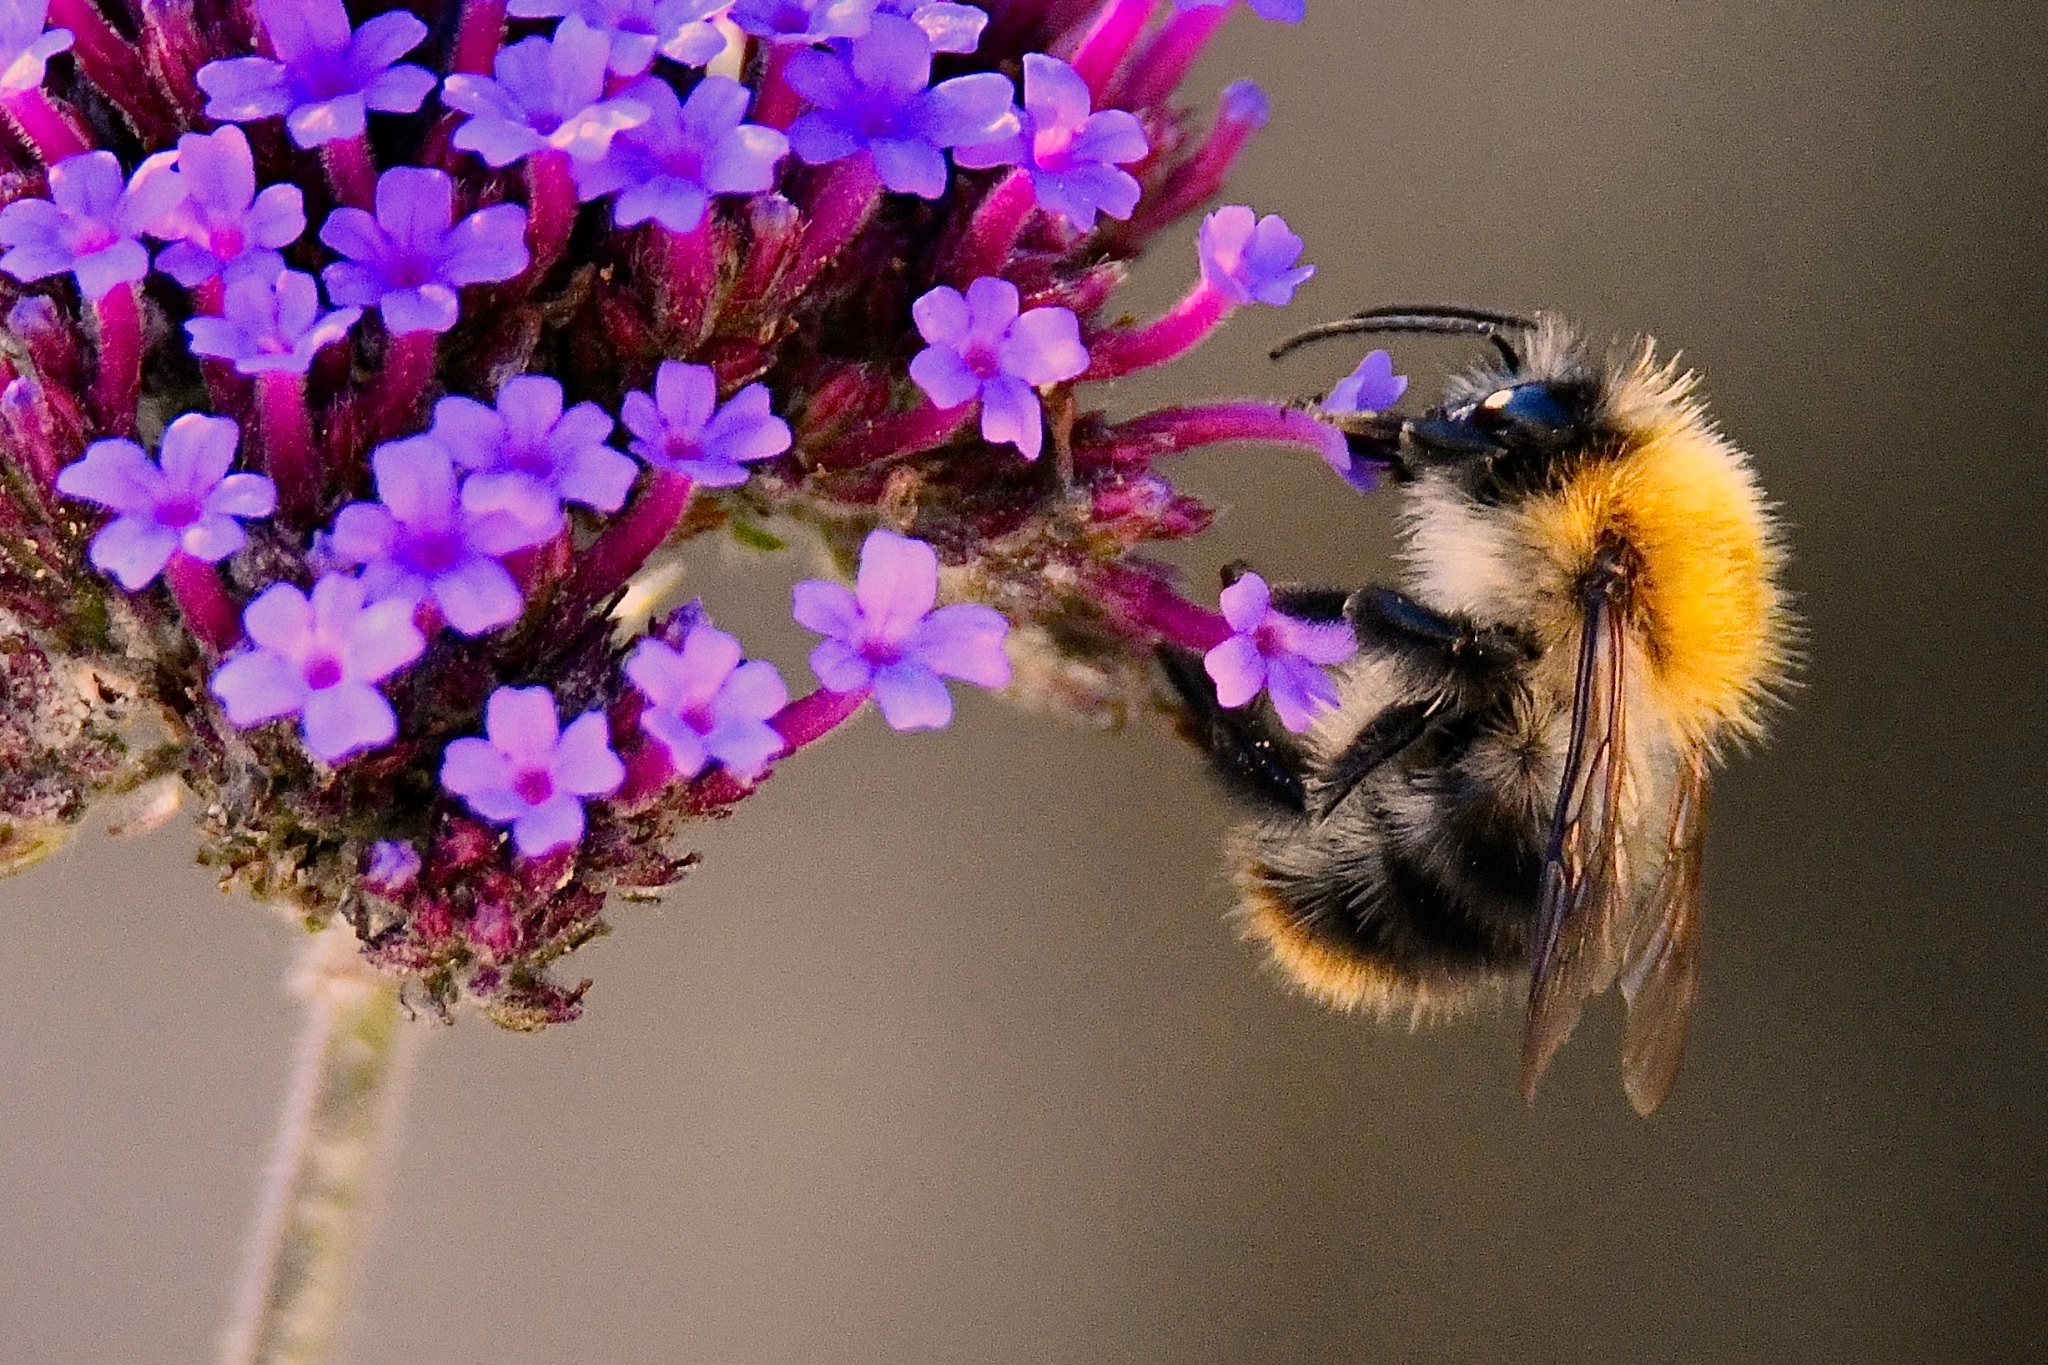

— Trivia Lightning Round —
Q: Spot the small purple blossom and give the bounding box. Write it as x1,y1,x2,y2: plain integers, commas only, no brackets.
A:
319,167,530,335
1323,350,1408,414
873,0,986,54
184,268,361,375
954,53,1147,228
620,362,792,487
364,839,422,894
0,150,186,300
785,15,1019,199
573,76,789,233
324,437,555,637
908,277,1088,461
791,528,1011,731
626,624,790,782
1173,0,1305,21
132,127,306,289
442,17,652,170
1203,571,1357,733
0,0,72,98
54,414,275,591
1197,204,1314,307
730,0,875,44
505,0,731,77
428,375,639,529
209,573,427,763
440,686,625,858
196,0,436,150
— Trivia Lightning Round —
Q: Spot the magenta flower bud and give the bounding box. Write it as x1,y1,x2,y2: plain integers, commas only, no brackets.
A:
440,685,626,858
196,0,435,150
1203,571,1356,733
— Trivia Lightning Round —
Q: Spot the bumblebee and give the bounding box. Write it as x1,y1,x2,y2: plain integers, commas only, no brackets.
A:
1164,305,1792,1114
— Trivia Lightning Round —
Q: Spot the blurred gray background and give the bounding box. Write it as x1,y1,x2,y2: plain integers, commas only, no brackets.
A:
4,1,2046,1360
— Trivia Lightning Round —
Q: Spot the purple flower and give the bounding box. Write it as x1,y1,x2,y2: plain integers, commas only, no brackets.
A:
1197,204,1314,307
440,686,625,858
324,437,555,636
319,167,530,335
954,54,1146,228
791,528,1010,731
785,15,1019,199
1173,0,1305,21
209,573,427,764
196,0,436,150
730,0,875,44
428,375,639,530
872,0,986,54
132,127,306,288
505,0,731,77
364,839,422,894
626,624,790,782
442,17,652,170
620,361,792,487
1323,349,1407,414
1203,571,1357,733
908,277,1088,461
184,268,361,376
573,76,789,233
0,0,72,98
54,414,275,591
0,150,186,301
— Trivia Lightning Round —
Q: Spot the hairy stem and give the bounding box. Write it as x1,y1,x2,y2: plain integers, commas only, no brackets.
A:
218,929,417,1365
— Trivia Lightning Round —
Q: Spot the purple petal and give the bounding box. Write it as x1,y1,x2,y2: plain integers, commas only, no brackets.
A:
1218,572,1272,633
702,717,784,782
197,57,291,121
89,516,179,589
640,709,709,779
56,439,158,515
485,685,561,766
555,443,638,513
1204,634,1267,710
786,113,862,167
654,361,718,433
914,71,1018,148
853,529,938,644
907,604,1009,687
1277,617,1360,668
348,10,429,72
512,795,584,857
1324,350,1408,414
301,681,398,762
211,649,307,725
1264,655,1339,733
673,626,744,709
908,345,981,410
205,472,278,520
241,581,313,654
371,436,458,525
343,598,426,682
326,502,398,566
866,137,948,199
962,274,1020,333
976,373,1042,461
717,658,789,724
701,385,791,467
871,660,952,731
286,94,368,149
1070,109,1148,167
791,578,862,642
808,637,873,693
1001,306,1088,386
378,284,460,335
375,166,453,252
440,203,530,285
157,413,238,493
71,241,148,301
361,63,437,116
177,514,246,564
551,712,624,797
1022,53,1089,133
911,284,972,348
431,556,524,636
440,734,514,802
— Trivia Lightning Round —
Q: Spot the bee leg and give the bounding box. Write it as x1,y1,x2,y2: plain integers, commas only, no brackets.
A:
1345,587,1538,676
1157,644,1310,816
1312,696,1441,822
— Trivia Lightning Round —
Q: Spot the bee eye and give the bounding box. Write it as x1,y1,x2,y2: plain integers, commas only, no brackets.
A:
1473,383,1576,436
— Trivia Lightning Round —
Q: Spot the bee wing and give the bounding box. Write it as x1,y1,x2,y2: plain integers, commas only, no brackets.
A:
1520,574,1635,1103
1616,750,1708,1116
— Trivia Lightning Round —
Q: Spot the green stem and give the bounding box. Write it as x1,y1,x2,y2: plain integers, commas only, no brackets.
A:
218,929,417,1365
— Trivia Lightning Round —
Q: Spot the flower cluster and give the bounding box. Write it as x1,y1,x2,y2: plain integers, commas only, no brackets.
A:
0,0,1393,1028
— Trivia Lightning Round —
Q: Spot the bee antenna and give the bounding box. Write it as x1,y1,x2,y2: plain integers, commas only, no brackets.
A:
1270,306,1537,368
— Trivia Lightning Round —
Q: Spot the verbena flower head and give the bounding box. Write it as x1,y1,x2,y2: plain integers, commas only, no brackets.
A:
0,0,70,97
197,0,436,149
574,76,789,232
210,574,427,763
1323,350,1407,413
785,15,1018,198
793,529,1011,731
507,0,732,77
1203,571,1358,733
441,686,625,858
627,623,790,782
444,18,653,170
55,416,275,590
0,150,184,300
320,167,529,336
324,437,554,636
954,53,1147,228
134,127,307,289
621,361,791,486
1198,204,1314,307
0,0,1352,1028
909,277,1088,461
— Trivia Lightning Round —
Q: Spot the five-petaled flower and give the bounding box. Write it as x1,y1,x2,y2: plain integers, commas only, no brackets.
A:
730,0,875,44
1322,350,1407,414
792,529,1011,731
320,166,530,335
440,686,626,858
442,17,652,170
1202,571,1357,733
955,53,1148,228
873,0,987,53
506,0,731,77
132,127,307,290
909,277,1089,461
196,0,436,149
55,414,276,590
427,375,640,534
184,268,361,375
1197,204,1314,307
324,437,555,636
0,150,185,300
785,15,1019,199
621,361,792,487
0,0,71,98
209,572,427,763
626,623,790,783
573,76,789,232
